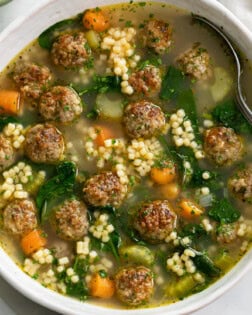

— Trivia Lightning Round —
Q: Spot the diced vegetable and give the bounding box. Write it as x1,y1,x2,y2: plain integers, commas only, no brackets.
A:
83,10,110,32
85,30,101,49
210,67,233,103
21,229,47,255
90,272,115,298
119,245,155,266
38,15,82,50
212,99,252,134
94,126,116,147
150,161,176,185
24,171,46,195
36,161,77,222
95,92,124,120
161,182,180,200
165,275,198,298
0,90,20,115
179,198,204,219
214,251,234,271
208,198,240,223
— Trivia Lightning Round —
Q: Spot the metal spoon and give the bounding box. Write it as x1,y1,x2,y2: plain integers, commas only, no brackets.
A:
192,14,252,125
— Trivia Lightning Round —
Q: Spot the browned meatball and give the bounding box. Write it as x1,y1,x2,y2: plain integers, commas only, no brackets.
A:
134,200,177,243
13,63,52,99
25,123,65,164
3,199,37,235
115,266,154,306
177,45,212,80
50,199,89,241
39,86,83,123
83,171,127,208
0,134,15,171
145,19,172,54
123,100,166,139
128,65,161,96
51,32,91,68
228,165,252,202
204,127,244,166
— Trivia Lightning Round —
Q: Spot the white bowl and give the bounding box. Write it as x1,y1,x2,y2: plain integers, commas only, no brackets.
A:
0,0,251,314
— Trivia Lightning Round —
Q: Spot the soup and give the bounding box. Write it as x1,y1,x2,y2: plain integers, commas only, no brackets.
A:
0,1,251,310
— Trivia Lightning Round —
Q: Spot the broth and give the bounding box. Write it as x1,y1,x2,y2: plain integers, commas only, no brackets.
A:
0,1,251,310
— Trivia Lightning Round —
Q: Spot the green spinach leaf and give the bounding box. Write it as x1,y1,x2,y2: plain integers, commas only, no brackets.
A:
208,198,241,223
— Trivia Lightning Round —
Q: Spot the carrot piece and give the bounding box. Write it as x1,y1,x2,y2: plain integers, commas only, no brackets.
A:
83,10,110,32
161,182,180,200
0,90,20,115
150,161,176,185
94,126,115,147
90,272,115,299
179,198,204,219
21,229,47,256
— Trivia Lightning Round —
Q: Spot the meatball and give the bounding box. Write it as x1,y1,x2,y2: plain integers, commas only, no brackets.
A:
204,127,244,166
145,19,172,54
0,134,15,171
216,223,238,244
51,32,91,68
13,63,52,99
123,100,166,139
134,200,177,243
128,65,161,96
39,86,83,123
50,199,89,241
228,165,252,202
83,171,127,208
177,45,212,80
3,199,37,235
25,123,65,164
115,266,154,306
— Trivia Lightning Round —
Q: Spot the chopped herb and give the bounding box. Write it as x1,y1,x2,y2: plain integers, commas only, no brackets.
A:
98,270,108,278
77,75,121,95
86,109,99,120
125,20,133,27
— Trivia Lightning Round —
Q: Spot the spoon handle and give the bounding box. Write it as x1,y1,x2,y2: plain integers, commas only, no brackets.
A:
192,14,252,125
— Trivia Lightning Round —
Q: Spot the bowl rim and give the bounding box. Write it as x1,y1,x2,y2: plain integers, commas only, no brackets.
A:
0,0,252,314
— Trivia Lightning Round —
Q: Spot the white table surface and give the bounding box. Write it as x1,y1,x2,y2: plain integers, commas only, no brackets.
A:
0,0,252,314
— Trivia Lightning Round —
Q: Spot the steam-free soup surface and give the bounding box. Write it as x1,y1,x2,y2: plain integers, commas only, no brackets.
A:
0,1,252,310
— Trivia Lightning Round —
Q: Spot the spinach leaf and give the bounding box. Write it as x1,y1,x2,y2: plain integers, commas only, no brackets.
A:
208,198,241,223
160,66,186,100
138,55,162,70
180,223,207,240
78,75,121,95
38,15,82,50
36,161,77,221
192,251,220,277
0,116,17,131
65,257,89,300
212,99,252,134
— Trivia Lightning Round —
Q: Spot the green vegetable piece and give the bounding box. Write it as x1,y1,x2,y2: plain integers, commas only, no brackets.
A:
208,198,241,223
165,275,198,298
38,15,82,50
24,171,46,195
36,161,77,222
212,99,252,134
160,66,186,100
180,223,207,240
192,250,220,277
210,67,233,103
214,251,234,271
119,245,155,266
96,91,124,120
85,30,101,49
138,55,162,70
0,116,17,131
